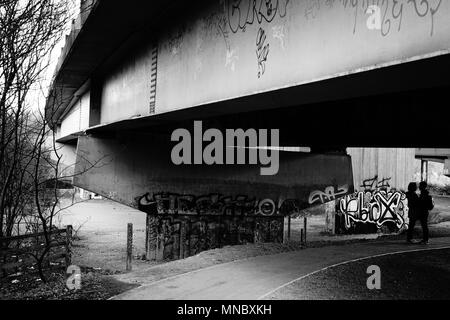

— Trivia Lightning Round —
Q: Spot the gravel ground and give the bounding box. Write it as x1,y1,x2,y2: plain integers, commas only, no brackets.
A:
268,248,450,300
58,198,149,273
0,266,138,300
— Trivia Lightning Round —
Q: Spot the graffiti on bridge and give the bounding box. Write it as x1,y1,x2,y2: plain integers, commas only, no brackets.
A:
138,191,333,217
138,187,354,260
337,176,409,231
308,184,349,205
256,27,270,78
338,190,409,229
314,0,443,36
360,175,391,191
227,0,290,77
143,212,284,261
138,192,282,216
227,0,290,34
138,192,289,261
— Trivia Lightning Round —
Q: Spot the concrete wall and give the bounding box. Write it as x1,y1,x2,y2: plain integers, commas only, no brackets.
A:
57,143,77,181
100,43,154,124
334,148,415,235
348,148,416,191
74,133,354,259
75,134,354,208
156,0,450,114
59,90,90,139
79,1,450,125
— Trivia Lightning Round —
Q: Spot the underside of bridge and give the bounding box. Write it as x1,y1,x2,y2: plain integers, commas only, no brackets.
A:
74,55,447,259
47,0,450,260
85,52,450,148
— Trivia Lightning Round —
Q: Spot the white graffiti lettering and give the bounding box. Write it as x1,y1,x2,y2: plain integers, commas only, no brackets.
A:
339,190,409,229
308,184,349,205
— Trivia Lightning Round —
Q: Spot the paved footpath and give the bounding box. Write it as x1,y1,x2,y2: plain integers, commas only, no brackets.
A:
112,237,450,300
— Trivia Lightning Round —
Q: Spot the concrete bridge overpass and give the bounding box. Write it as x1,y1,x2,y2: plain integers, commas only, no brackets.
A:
46,0,450,260
415,148,450,180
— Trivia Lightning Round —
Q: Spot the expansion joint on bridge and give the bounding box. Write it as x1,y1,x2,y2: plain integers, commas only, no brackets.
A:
149,44,158,114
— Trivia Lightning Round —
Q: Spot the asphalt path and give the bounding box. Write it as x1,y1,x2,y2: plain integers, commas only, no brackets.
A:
112,237,450,300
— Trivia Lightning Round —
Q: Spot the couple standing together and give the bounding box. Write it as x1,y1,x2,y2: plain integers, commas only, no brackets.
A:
406,181,434,244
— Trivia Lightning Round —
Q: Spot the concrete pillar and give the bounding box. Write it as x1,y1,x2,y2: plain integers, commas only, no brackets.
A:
146,216,158,260
421,159,429,182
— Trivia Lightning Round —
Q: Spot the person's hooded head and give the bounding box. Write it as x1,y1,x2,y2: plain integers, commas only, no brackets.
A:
419,181,428,192
408,182,417,193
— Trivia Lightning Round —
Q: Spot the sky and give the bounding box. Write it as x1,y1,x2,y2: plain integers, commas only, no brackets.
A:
27,0,80,113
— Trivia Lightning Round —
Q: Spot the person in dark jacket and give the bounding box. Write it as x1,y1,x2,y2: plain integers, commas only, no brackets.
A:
406,182,420,243
417,181,433,244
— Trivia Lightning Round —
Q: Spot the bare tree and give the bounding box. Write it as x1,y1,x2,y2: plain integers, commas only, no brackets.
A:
0,0,84,281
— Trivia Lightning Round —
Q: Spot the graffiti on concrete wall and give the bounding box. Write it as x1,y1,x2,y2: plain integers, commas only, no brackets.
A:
256,27,270,78
139,192,282,216
271,24,286,50
191,0,443,81
225,48,239,71
227,0,290,33
337,176,409,231
315,0,443,36
308,184,349,205
360,175,392,191
144,214,284,260
138,192,286,261
204,2,232,50
139,190,345,217
338,189,409,229
304,0,321,20
226,0,290,77
138,185,353,260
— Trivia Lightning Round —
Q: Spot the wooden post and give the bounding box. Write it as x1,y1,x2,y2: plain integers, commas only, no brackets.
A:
303,217,307,245
145,214,149,260
126,223,133,271
287,215,291,241
179,221,186,259
65,225,73,267
186,222,191,258
300,229,304,245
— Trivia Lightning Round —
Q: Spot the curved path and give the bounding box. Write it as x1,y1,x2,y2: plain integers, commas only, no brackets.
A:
112,237,450,300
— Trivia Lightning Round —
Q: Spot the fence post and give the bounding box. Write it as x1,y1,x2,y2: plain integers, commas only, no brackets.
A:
145,214,149,259
65,225,73,267
179,221,186,259
287,215,291,241
126,223,133,271
303,217,307,245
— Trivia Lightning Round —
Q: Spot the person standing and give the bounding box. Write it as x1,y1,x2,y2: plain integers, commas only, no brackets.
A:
417,181,434,244
406,182,420,243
